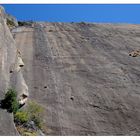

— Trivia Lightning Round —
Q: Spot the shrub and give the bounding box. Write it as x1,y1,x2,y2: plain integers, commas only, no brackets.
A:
79,21,86,25
18,21,33,27
7,18,15,27
14,111,29,124
14,101,44,129
26,101,44,129
1,89,19,113
18,21,25,26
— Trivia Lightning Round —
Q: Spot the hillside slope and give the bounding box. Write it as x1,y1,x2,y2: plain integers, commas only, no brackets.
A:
12,22,140,135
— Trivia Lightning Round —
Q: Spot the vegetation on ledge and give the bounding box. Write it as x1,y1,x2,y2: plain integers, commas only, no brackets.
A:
1,89,19,114
18,21,33,27
14,101,45,136
1,88,46,136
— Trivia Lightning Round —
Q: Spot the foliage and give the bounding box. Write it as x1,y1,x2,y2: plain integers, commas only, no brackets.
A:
1,89,19,113
6,18,15,27
16,125,37,136
14,111,29,124
18,21,33,27
14,101,44,129
26,101,44,128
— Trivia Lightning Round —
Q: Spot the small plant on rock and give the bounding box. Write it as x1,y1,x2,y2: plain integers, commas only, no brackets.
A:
14,101,45,135
26,101,44,129
1,88,19,113
14,111,29,124
6,18,15,27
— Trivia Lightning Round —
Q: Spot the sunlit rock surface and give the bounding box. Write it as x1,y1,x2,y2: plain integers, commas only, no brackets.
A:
0,6,18,135
0,6,28,135
1,4,140,136
13,22,140,135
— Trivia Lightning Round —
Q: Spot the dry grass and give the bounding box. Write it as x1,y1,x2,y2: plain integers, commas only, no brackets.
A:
16,125,37,136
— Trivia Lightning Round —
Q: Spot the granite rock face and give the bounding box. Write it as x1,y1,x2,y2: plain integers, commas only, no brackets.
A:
0,6,18,135
0,6,27,135
0,6,6,18
1,5,140,135
13,22,140,135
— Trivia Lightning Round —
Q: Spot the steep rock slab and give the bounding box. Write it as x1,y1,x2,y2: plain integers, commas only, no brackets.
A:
14,22,140,135
0,6,18,136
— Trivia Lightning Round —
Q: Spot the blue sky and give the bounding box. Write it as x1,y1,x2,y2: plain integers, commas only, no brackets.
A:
2,4,140,23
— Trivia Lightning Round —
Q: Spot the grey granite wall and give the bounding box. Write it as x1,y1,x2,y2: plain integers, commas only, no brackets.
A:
0,6,28,135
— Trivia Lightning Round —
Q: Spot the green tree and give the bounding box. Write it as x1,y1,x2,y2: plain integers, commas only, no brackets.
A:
2,89,19,113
